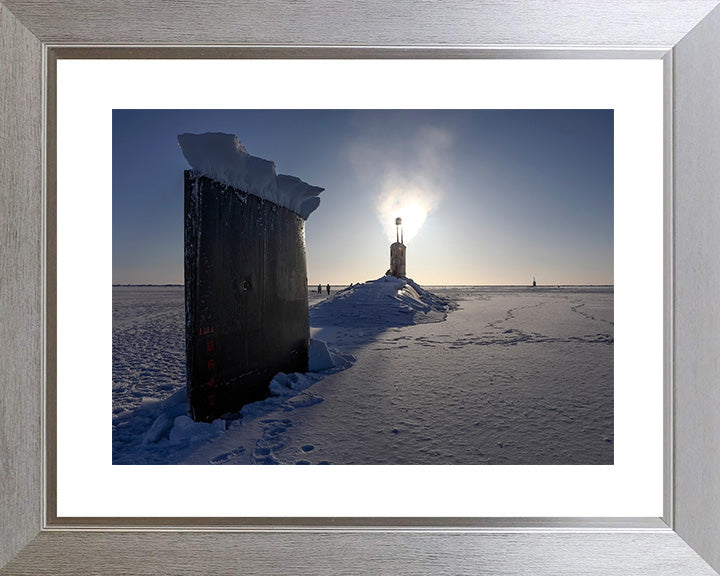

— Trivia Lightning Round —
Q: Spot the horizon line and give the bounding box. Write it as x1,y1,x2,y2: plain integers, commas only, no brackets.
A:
112,282,615,287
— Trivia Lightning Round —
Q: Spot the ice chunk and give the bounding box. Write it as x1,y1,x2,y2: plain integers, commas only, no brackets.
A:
169,415,225,445
275,174,324,220
140,396,161,410
308,339,356,372
177,132,323,219
269,372,314,396
143,412,174,445
308,339,335,371
328,349,355,371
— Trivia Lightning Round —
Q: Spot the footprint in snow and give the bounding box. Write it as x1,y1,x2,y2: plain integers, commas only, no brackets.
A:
209,447,246,465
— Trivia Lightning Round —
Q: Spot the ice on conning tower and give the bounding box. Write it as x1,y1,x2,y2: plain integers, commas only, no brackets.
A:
177,132,323,220
389,217,406,278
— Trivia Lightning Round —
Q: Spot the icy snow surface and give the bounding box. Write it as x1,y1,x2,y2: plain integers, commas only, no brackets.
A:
178,132,323,219
112,280,613,465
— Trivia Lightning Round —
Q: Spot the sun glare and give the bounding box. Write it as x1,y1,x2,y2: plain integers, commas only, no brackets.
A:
377,188,431,244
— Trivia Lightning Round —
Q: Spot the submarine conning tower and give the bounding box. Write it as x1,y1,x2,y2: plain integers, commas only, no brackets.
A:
179,132,324,423
389,217,406,278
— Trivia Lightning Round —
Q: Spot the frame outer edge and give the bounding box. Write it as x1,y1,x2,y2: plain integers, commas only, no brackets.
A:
671,3,720,574
3,531,720,576
0,2,44,570
2,0,720,46
1,1,719,574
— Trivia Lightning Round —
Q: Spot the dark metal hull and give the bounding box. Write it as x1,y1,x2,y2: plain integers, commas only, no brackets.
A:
184,171,309,422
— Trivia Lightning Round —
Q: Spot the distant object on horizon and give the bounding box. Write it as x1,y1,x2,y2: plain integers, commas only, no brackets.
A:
387,217,407,278
533,276,536,287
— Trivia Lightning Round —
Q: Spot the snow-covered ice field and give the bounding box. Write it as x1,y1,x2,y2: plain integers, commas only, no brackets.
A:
112,281,613,465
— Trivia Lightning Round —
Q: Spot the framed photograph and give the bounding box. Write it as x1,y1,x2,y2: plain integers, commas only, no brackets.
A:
2,1,720,574
61,61,659,521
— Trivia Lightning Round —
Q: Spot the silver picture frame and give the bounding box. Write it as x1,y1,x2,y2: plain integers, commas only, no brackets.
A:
2,1,720,574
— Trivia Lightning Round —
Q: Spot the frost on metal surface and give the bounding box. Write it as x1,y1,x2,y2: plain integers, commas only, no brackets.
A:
178,132,323,219
184,171,310,422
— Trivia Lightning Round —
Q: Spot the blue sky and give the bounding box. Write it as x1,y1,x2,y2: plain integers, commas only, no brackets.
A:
112,109,613,285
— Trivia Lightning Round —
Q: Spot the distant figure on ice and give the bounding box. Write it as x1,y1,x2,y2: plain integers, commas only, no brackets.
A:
317,284,322,293
532,276,537,287
326,283,331,295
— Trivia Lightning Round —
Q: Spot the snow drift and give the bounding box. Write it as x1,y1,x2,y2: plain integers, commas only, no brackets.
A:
177,132,323,219
310,275,456,328
119,337,355,464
